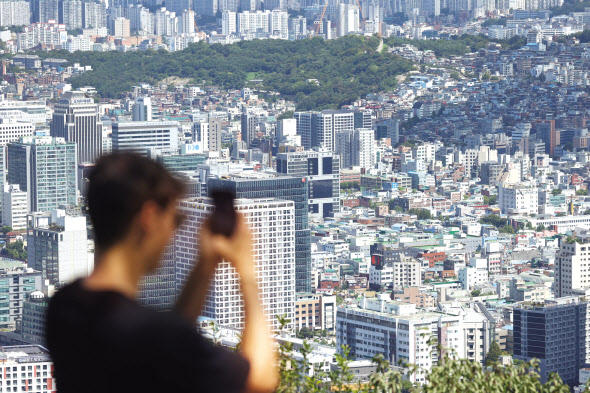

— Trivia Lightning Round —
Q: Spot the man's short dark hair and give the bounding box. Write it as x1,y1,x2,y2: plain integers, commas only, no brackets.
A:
87,152,185,251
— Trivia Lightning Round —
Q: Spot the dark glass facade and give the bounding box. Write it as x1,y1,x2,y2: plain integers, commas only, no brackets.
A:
208,176,311,293
513,303,588,387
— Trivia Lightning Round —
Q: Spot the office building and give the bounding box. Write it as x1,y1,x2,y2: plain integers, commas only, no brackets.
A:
537,121,558,157
138,245,176,310
2,184,27,229
208,173,311,293
337,298,494,383
0,119,34,146
27,208,91,286
193,121,221,152
241,110,257,147
555,228,590,298
112,121,180,156
132,97,152,122
0,266,42,330
514,297,590,386
0,100,47,126
276,150,340,218
337,3,359,37
0,345,55,392
7,136,77,213
335,130,353,169
21,284,53,345
50,91,103,164
173,198,295,330
156,153,207,172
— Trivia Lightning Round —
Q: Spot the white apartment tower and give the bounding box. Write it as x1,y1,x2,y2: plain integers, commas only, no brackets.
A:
173,198,296,330
555,228,590,298
2,184,27,229
353,128,375,170
222,10,236,35
178,9,195,35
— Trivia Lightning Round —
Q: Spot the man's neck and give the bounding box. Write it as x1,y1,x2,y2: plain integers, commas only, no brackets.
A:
83,246,145,300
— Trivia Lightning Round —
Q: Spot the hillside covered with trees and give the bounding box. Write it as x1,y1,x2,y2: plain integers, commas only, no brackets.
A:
39,35,415,110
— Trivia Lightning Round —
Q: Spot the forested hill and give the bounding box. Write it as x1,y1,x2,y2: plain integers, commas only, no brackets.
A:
38,35,415,110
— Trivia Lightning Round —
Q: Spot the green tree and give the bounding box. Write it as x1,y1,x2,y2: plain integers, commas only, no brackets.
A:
536,224,546,231
485,341,502,366
471,289,481,297
1,226,11,234
552,188,562,196
576,189,588,196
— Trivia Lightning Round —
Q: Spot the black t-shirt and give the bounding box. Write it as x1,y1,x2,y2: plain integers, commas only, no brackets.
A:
46,279,250,393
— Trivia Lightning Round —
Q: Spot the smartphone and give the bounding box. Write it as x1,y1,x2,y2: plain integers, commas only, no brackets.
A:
210,190,237,237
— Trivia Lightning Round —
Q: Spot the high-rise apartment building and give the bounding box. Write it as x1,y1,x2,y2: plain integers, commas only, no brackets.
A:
34,0,59,23
295,110,354,152
555,229,590,298
112,121,180,156
0,0,30,27
50,91,103,164
113,17,130,36
276,150,340,218
60,0,83,29
178,9,195,34
83,1,107,29
27,209,91,286
337,3,359,37
354,128,375,170
2,184,27,229
221,10,237,35
514,297,590,386
173,198,295,330
208,173,311,293
7,136,77,213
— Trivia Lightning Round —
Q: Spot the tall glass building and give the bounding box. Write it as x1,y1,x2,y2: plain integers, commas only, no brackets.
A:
208,173,311,293
513,297,590,387
7,136,77,212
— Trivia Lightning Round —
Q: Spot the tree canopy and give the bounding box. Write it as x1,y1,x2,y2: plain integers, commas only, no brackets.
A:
37,35,415,110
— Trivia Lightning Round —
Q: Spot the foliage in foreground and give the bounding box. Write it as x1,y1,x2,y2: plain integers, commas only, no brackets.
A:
274,317,572,393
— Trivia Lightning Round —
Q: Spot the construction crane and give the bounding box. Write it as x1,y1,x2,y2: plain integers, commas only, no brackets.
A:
314,0,330,37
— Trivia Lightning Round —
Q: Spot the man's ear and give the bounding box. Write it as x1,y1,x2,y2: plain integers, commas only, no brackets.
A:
137,201,160,236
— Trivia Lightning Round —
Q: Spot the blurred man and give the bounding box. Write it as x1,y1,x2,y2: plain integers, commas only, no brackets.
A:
47,152,277,393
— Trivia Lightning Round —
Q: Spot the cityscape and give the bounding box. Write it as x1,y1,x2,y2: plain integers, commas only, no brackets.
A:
0,0,588,391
